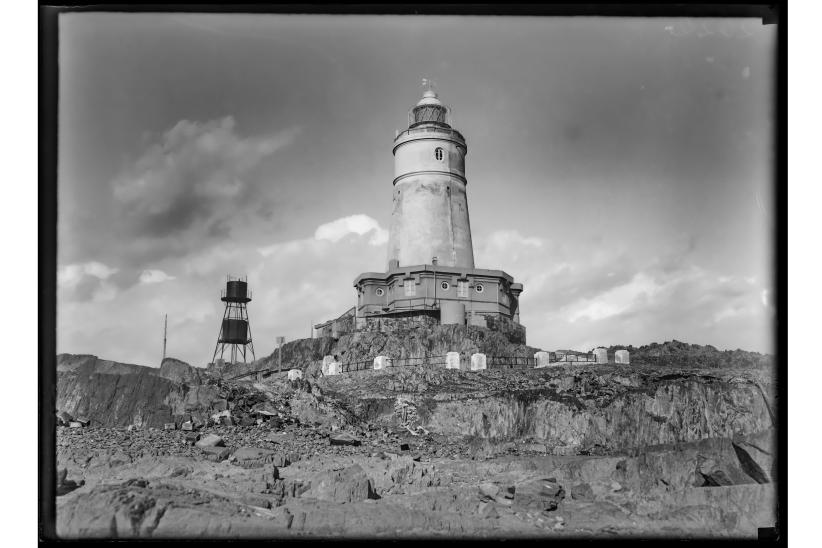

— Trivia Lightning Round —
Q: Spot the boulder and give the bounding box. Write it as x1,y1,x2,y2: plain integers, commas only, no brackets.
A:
69,422,82,429
56,467,81,496
211,410,231,426
513,479,565,512
697,458,734,486
232,447,289,468
469,353,487,371
199,446,231,462
304,464,377,503
732,430,775,484
163,423,176,431
329,432,361,447
195,434,225,448
478,483,500,499
181,421,194,431
287,369,303,381
570,482,594,501
57,411,74,426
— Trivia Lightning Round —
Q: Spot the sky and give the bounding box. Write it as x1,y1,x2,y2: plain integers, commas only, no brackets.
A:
56,13,776,367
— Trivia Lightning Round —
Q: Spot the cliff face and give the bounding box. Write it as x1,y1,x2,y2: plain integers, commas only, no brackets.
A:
319,366,774,455
56,355,222,428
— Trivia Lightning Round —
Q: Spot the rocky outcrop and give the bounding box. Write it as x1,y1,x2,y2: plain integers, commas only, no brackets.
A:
303,464,378,503
54,341,778,539
159,358,207,385
606,340,774,369
319,366,774,455
327,324,539,365
56,355,224,428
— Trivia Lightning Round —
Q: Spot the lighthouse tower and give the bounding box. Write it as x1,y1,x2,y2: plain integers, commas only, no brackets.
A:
315,83,525,342
387,88,475,269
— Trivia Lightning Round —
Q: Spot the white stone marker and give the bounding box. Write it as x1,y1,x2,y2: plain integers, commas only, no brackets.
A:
594,348,608,364
326,361,341,376
287,369,303,381
534,351,551,368
470,353,487,371
445,351,461,369
373,356,390,370
322,355,335,375
615,350,630,364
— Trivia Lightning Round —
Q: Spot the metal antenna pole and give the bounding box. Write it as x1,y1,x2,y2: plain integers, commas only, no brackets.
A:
162,314,167,362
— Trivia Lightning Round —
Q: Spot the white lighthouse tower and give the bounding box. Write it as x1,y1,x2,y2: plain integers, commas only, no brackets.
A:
315,82,525,341
387,87,475,269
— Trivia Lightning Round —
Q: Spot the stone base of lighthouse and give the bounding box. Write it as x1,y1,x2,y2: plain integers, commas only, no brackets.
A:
314,263,525,344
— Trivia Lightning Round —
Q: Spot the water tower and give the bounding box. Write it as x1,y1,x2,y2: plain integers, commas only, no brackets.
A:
211,275,256,365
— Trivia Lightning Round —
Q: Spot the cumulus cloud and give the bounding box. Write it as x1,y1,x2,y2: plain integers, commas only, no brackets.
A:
139,269,176,284
313,214,389,246
58,261,118,289
57,217,774,367
58,261,121,303
58,214,389,366
475,229,773,354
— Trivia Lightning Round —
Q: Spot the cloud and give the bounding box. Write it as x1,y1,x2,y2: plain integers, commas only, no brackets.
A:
313,214,388,246
56,220,774,367
475,229,773,354
58,214,389,366
58,261,118,289
109,116,300,265
58,261,121,302
139,269,176,284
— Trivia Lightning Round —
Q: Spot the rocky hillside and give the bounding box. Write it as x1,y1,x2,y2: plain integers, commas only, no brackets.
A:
227,325,542,378
316,364,775,455
603,340,774,369
55,355,778,538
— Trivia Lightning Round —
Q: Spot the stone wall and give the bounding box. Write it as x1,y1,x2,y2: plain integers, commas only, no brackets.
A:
315,307,356,338
478,313,527,345
355,313,439,335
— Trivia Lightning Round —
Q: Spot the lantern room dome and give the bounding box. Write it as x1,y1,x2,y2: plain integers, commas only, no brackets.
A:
416,90,442,107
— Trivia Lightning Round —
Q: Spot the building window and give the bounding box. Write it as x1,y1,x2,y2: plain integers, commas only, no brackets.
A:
404,279,416,297
440,281,450,291
435,147,443,160
375,288,385,297
475,284,484,293
457,280,469,297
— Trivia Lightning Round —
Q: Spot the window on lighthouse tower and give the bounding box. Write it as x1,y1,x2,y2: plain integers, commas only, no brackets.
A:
435,147,443,161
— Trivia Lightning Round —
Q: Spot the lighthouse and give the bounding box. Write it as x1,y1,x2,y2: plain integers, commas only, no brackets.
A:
315,83,525,342
387,88,475,269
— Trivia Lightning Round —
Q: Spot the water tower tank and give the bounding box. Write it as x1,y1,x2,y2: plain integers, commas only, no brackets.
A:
220,319,249,344
222,280,251,303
